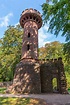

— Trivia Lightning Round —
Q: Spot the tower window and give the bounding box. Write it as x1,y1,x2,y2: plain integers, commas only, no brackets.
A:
27,44,30,51
22,20,24,22
30,15,32,19
28,32,30,38
26,16,28,19
38,21,40,23
36,18,38,22
23,18,25,20
33,16,36,20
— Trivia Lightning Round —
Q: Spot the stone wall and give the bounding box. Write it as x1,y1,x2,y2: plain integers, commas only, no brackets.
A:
40,63,53,93
40,58,67,94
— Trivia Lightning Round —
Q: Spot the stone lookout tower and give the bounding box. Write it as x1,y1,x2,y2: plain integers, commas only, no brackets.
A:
8,8,67,94
20,8,42,60
11,8,42,94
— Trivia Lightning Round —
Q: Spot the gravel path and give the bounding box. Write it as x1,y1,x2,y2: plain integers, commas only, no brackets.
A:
0,93,70,105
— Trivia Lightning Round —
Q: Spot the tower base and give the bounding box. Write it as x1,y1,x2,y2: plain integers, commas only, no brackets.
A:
7,60,41,94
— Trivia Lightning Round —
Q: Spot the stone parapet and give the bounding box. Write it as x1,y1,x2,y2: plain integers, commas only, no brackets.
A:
20,8,42,29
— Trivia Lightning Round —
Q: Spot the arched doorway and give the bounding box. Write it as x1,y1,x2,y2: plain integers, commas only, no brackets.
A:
52,78,58,93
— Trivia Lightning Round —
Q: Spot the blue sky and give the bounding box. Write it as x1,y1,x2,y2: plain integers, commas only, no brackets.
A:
0,0,66,47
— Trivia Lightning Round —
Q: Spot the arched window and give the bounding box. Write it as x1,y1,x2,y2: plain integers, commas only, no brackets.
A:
28,32,30,38
27,44,30,51
30,15,32,19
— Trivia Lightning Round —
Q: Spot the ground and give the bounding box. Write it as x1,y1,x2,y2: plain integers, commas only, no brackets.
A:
0,93,70,105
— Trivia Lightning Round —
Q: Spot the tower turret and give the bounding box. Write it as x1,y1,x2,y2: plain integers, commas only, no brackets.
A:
20,8,42,60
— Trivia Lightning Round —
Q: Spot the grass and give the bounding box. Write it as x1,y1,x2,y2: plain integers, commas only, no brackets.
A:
0,88,47,105
0,87,6,94
0,97,30,105
0,97,46,105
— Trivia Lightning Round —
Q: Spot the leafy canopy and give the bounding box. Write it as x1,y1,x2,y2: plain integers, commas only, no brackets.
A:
42,0,70,62
39,41,64,59
0,25,23,81
42,0,70,41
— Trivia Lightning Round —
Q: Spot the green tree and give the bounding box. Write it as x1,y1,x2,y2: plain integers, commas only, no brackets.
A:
42,0,70,41
63,41,70,63
38,47,46,59
39,41,64,59
45,41,64,59
0,25,23,81
42,0,70,62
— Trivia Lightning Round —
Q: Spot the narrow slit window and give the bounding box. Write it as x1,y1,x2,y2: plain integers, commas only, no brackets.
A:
28,32,30,38
27,44,30,51
30,15,32,19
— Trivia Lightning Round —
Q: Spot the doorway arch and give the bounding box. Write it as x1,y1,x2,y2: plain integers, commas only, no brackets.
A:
52,78,58,93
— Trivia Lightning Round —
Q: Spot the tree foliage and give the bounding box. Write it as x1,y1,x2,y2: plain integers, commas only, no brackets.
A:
39,41,64,59
42,0,70,41
0,25,23,81
63,41,70,62
42,0,70,62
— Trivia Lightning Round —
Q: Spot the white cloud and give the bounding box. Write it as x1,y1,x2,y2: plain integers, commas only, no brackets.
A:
0,13,13,27
38,25,50,47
